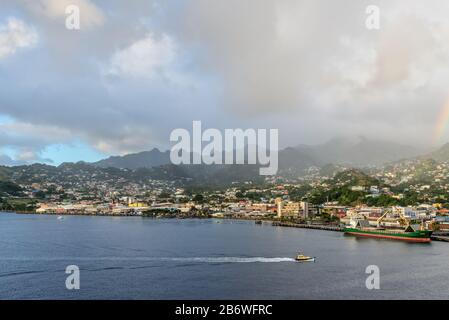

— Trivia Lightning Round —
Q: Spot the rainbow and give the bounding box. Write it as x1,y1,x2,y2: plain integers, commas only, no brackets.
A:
434,97,449,145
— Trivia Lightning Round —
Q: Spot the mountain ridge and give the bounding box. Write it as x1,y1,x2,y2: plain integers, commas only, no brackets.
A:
94,148,170,169
91,137,427,172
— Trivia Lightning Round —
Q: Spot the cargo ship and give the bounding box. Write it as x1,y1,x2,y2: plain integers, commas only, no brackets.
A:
344,219,432,243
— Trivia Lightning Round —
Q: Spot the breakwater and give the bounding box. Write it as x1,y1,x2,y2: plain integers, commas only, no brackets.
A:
431,235,449,242
272,221,343,232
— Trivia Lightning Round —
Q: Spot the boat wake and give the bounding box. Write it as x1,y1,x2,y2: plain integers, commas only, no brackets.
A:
1,256,296,263
167,257,295,263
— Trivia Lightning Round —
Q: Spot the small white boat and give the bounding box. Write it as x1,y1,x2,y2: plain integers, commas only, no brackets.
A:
57,216,64,220
295,253,315,262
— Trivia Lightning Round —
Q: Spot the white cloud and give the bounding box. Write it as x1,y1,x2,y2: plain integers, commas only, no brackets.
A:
0,121,71,152
15,149,39,161
0,17,38,60
90,126,158,155
107,33,176,78
0,121,72,163
0,154,27,166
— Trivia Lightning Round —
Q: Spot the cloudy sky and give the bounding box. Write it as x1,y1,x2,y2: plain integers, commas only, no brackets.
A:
1,0,449,165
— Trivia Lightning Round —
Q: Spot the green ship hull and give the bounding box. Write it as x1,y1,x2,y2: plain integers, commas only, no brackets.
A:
344,227,432,243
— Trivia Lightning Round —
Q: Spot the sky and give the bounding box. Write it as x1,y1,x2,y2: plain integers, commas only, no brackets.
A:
1,0,449,165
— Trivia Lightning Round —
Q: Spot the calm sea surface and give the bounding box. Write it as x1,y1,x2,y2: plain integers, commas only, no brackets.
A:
1,212,449,299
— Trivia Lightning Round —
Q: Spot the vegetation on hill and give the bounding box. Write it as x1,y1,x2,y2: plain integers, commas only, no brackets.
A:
0,180,23,197
332,169,380,187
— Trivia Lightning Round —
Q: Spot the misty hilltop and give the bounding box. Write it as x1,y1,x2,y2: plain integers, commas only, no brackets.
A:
94,148,170,170
281,136,425,168
92,137,428,173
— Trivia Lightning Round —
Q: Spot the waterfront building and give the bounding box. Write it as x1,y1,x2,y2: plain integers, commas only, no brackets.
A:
129,202,148,208
301,201,309,218
276,201,311,218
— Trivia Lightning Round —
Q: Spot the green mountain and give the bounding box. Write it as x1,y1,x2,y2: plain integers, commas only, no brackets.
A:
94,148,170,169
332,169,380,187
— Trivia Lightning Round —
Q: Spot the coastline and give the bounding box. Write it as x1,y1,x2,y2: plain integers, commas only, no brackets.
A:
5,210,339,227
3,210,344,232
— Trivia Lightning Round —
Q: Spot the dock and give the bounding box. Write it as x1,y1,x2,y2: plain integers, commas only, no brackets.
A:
431,235,449,242
272,221,449,242
272,221,343,232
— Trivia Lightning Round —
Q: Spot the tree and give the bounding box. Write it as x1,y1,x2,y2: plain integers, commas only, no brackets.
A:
193,194,204,203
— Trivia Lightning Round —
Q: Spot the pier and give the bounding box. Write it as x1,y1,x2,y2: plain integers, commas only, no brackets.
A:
272,221,343,232
431,235,449,242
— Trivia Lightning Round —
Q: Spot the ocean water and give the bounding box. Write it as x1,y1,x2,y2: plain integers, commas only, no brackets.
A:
1,212,449,299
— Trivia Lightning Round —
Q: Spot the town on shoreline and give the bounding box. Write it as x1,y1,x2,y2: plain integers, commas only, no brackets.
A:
8,184,449,237
3,160,449,238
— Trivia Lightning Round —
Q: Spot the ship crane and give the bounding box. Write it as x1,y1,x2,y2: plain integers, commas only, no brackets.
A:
376,208,409,228
376,210,389,228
